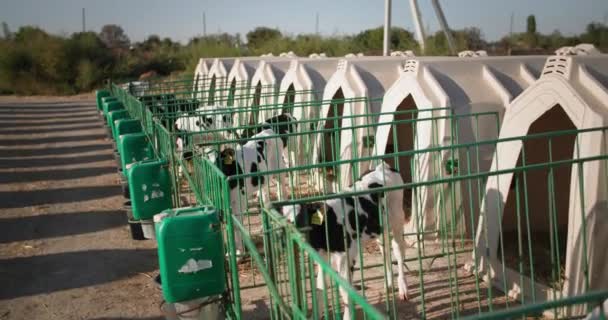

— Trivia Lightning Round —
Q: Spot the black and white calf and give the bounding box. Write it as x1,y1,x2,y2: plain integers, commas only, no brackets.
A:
218,128,290,254
280,162,408,318
239,113,298,147
239,113,298,168
174,105,237,176
174,105,236,140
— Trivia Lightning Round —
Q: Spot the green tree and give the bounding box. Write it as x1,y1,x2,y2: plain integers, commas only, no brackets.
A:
581,22,608,50
99,24,130,49
527,15,537,34
525,15,538,48
246,27,282,50
353,26,418,54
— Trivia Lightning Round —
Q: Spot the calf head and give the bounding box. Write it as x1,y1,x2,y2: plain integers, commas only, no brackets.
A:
218,148,237,174
218,148,244,190
278,202,326,228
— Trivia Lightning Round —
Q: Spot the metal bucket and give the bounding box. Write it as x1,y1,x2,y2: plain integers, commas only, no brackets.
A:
161,296,224,320
141,219,155,239
120,175,130,199
124,201,145,240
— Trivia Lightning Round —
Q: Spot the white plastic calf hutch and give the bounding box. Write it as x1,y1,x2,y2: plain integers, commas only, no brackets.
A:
225,57,265,110
226,57,296,113
277,57,340,165
248,59,294,122
277,57,340,120
472,54,608,313
206,58,239,105
312,56,407,189
193,58,210,100
375,56,547,242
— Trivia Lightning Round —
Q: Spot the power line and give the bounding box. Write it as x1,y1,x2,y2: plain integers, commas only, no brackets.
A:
315,12,319,35
82,8,86,32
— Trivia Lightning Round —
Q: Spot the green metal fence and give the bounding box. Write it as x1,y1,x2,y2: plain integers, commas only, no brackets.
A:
190,115,607,319
462,290,608,320
182,104,504,319
108,78,608,320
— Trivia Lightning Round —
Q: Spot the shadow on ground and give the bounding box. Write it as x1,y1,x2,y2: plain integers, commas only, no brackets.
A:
0,114,99,122
0,134,107,146
0,185,121,209
0,124,104,135
0,167,116,183
0,154,113,169
0,109,96,115
0,209,126,243
0,248,157,299
0,119,101,128
1,144,111,158
0,101,95,108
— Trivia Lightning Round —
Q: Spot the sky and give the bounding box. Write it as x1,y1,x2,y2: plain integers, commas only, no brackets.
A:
1,0,607,44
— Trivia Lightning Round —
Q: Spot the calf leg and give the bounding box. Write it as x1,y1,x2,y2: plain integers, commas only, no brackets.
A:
315,251,328,319
390,209,409,301
231,188,248,258
337,244,358,320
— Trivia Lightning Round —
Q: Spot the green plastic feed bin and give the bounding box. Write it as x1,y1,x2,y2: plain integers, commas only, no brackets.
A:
101,96,117,115
103,100,124,124
115,119,141,155
118,133,154,173
115,119,142,138
118,132,153,200
155,206,226,303
108,110,130,141
96,90,111,111
104,99,124,115
127,158,173,239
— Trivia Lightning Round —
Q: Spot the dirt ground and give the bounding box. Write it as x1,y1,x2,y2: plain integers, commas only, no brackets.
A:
0,95,164,320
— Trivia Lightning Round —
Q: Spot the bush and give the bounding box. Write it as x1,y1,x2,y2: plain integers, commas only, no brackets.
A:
1,21,608,95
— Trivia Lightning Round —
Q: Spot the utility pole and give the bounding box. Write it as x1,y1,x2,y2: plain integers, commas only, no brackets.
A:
203,12,207,36
383,0,391,56
315,12,319,35
509,12,514,37
430,0,456,54
82,8,86,32
409,0,426,53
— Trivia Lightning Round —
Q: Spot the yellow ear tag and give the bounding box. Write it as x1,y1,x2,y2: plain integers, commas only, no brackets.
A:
311,209,324,226
223,156,233,165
